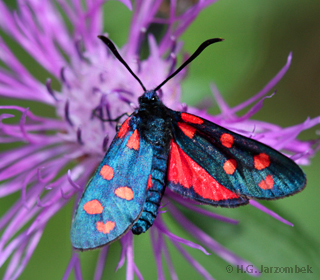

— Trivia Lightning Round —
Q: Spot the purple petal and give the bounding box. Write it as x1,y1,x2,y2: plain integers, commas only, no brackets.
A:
166,196,239,225
94,246,109,280
116,238,126,271
134,264,143,280
0,206,39,252
173,242,215,280
150,227,165,280
249,200,294,226
229,53,292,114
28,199,68,235
0,145,69,181
210,83,231,116
7,229,44,280
162,238,178,280
125,233,134,280
0,143,41,172
235,92,276,122
74,255,83,280
118,0,132,10
155,217,210,255
63,253,79,280
159,0,219,54
0,235,24,267
167,203,260,275
4,239,26,280
0,175,29,197
68,170,82,190
127,1,163,56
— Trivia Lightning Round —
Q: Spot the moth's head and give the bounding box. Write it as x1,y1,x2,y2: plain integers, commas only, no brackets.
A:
138,90,160,107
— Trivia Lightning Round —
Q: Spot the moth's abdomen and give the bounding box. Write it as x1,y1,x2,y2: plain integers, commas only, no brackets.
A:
132,145,169,234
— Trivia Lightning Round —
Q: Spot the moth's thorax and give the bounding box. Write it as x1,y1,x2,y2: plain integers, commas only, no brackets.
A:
133,90,172,146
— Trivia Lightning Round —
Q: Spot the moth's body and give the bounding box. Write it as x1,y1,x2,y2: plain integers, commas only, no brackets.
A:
129,90,172,233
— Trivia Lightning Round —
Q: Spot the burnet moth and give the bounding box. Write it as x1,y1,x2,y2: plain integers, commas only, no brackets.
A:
70,36,306,250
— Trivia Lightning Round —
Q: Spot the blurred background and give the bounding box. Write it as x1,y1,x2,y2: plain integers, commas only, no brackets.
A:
0,0,319,279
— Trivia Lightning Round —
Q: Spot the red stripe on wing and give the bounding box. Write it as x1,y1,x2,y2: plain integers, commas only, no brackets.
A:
127,129,140,150
181,113,203,124
168,140,239,201
178,122,196,138
118,118,130,138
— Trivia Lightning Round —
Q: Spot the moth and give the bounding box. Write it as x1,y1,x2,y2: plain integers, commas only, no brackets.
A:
71,36,305,250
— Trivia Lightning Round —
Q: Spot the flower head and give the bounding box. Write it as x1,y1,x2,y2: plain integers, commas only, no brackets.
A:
0,1,319,279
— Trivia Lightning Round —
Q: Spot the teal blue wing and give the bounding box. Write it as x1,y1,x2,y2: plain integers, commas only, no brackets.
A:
71,118,153,250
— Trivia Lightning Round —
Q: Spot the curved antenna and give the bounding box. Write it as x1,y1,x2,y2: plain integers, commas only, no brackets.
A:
98,35,146,92
154,38,224,92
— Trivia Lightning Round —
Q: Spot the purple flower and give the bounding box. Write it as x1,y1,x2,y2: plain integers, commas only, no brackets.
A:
0,1,319,279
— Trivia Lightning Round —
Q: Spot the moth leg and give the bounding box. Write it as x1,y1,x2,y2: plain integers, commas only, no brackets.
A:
92,108,130,131
92,108,129,122
112,113,131,132
115,122,122,132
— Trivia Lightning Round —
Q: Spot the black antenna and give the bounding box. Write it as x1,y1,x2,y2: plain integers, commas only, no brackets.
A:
154,38,224,91
98,35,147,92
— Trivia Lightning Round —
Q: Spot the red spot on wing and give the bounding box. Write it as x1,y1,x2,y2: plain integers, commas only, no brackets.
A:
96,221,115,234
114,186,134,200
181,113,203,124
168,140,239,201
254,153,270,170
83,199,104,214
118,118,130,138
147,175,152,190
126,129,140,150
100,165,114,180
223,159,237,175
178,122,196,138
258,175,274,190
220,133,234,148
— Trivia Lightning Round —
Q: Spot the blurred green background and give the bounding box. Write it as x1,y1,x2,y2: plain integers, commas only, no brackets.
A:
0,0,319,279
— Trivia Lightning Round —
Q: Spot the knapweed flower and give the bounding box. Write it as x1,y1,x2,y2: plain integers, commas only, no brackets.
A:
0,0,319,279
